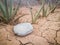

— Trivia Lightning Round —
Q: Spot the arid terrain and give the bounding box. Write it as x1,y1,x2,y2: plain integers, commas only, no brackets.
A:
0,5,60,45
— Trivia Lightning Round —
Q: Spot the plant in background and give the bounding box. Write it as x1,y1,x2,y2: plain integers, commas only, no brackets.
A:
0,0,22,24
41,0,58,17
41,0,51,17
48,0,58,13
42,0,47,17
27,0,58,24
28,0,56,23
27,1,44,24
30,5,45,23
28,0,49,23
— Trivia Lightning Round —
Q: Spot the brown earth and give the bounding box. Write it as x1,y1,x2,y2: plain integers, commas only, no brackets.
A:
0,6,60,45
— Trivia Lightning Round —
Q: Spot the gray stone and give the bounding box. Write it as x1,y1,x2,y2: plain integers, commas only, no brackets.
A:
13,23,33,36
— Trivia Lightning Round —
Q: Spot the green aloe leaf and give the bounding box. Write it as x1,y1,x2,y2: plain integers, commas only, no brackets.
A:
9,0,13,19
35,5,43,18
0,1,7,21
4,0,9,21
0,0,21,24
11,0,21,20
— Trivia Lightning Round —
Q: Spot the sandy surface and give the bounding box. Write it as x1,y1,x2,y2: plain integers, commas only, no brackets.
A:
0,6,60,45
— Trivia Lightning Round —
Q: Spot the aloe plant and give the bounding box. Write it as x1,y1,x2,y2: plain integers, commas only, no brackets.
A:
28,0,45,23
41,0,58,17
48,0,57,13
29,5,44,23
28,0,58,23
0,0,21,24
42,0,46,17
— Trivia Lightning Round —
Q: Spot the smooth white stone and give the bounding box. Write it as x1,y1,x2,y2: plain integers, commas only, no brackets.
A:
13,23,33,36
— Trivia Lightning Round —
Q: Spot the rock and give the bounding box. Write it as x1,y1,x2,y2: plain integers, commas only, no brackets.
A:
13,23,33,36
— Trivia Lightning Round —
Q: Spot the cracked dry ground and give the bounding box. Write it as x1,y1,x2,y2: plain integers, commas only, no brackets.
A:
0,6,60,45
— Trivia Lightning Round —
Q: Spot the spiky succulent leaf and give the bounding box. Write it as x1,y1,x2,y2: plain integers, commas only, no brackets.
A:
4,0,9,21
9,0,13,18
0,1,7,21
0,0,21,24
10,0,21,20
